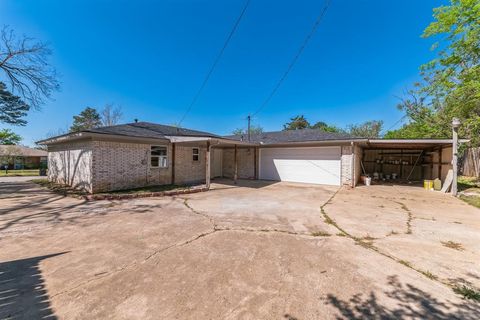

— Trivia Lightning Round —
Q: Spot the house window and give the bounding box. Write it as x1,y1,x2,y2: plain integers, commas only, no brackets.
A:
151,146,168,168
192,148,199,161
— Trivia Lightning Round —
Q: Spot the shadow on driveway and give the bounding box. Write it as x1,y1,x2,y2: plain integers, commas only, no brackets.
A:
0,252,67,320
324,275,479,320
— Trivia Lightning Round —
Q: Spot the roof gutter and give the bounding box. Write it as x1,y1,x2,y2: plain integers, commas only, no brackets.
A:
368,139,469,144
37,132,171,145
258,138,368,147
166,136,259,146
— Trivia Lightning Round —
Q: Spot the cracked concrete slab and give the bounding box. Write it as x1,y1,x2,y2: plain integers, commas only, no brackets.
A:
1,180,479,319
184,179,339,235
46,232,478,320
325,184,480,289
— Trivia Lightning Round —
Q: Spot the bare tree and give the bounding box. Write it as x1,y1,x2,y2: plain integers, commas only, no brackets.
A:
0,26,59,109
101,103,123,126
34,127,68,150
45,127,68,139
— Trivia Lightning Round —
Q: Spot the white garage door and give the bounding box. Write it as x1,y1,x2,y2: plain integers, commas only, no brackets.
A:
259,147,341,186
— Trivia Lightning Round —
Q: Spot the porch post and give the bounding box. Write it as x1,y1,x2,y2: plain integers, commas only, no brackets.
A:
254,147,258,180
438,147,442,179
351,142,355,187
171,143,176,185
206,141,211,189
452,118,461,196
234,144,238,184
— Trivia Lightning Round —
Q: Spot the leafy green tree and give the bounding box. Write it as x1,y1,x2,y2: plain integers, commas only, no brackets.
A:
390,0,480,144
348,120,383,138
0,82,29,126
311,121,344,133
283,115,310,130
0,128,21,144
310,121,328,130
70,107,102,132
232,125,263,135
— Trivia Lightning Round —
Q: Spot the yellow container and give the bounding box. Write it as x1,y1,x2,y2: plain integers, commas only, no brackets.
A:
424,180,434,191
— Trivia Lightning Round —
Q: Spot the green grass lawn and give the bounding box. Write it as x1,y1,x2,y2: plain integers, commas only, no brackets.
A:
458,176,480,209
0,169,40,177
458,176,480,191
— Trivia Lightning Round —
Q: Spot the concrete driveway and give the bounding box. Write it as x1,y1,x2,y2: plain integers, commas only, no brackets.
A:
326,184,480,290
0,179,479,319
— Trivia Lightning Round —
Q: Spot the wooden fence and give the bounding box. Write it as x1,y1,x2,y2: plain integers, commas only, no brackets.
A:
460,147,480,178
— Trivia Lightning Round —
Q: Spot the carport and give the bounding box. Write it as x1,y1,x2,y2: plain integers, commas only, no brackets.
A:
355,139,457,189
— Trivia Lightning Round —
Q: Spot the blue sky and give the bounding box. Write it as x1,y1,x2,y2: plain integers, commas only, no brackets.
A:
1,0,445,146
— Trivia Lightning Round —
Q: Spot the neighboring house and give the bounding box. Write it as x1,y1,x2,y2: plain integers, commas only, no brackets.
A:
37,122,455,193
0,145,48,170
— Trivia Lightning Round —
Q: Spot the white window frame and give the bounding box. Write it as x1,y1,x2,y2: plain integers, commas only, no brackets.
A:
192,148,199,161
150,146,168,168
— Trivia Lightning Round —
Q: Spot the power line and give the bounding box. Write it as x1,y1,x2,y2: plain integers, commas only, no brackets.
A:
251,0,332,117
381,114,408,135
178,0,251,125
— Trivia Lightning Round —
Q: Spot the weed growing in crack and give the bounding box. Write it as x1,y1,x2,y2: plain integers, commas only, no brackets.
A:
336,232,347,237
397,202,413,234
311,231,331,237
355,239,376,250
453,285,480,301
361,235,376,241
441,240,464,251
399,260,412,268
323,214,335,226
421,270,438,280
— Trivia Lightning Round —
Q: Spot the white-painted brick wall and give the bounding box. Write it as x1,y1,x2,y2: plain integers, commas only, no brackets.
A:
48,141,93,192
341,146,353,186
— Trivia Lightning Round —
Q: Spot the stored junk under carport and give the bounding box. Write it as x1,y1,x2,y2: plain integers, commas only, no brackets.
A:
357,139,455,185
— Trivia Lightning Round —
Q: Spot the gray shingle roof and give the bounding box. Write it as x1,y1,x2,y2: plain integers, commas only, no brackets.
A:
0,145,47,157
225,128,357,144
84,122,221,139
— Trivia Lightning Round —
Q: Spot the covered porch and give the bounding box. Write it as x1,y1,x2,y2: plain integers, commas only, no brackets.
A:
168,136,258,189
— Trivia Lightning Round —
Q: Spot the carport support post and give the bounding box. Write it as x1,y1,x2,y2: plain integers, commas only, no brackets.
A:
234,144,238,184
206,141,211,190
351,142,355,187
452,118,460,196
171,143,176,184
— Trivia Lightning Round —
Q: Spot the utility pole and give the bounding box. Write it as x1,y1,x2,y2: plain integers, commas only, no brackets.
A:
452,117,461,196
247,114,251,142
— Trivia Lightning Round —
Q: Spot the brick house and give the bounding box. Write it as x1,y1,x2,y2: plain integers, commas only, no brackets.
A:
0,145,48,170
37,122,454,193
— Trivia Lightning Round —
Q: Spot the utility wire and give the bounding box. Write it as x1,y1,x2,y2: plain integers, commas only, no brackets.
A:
251,0,332,117
178,0,251,125
381,114,408,135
